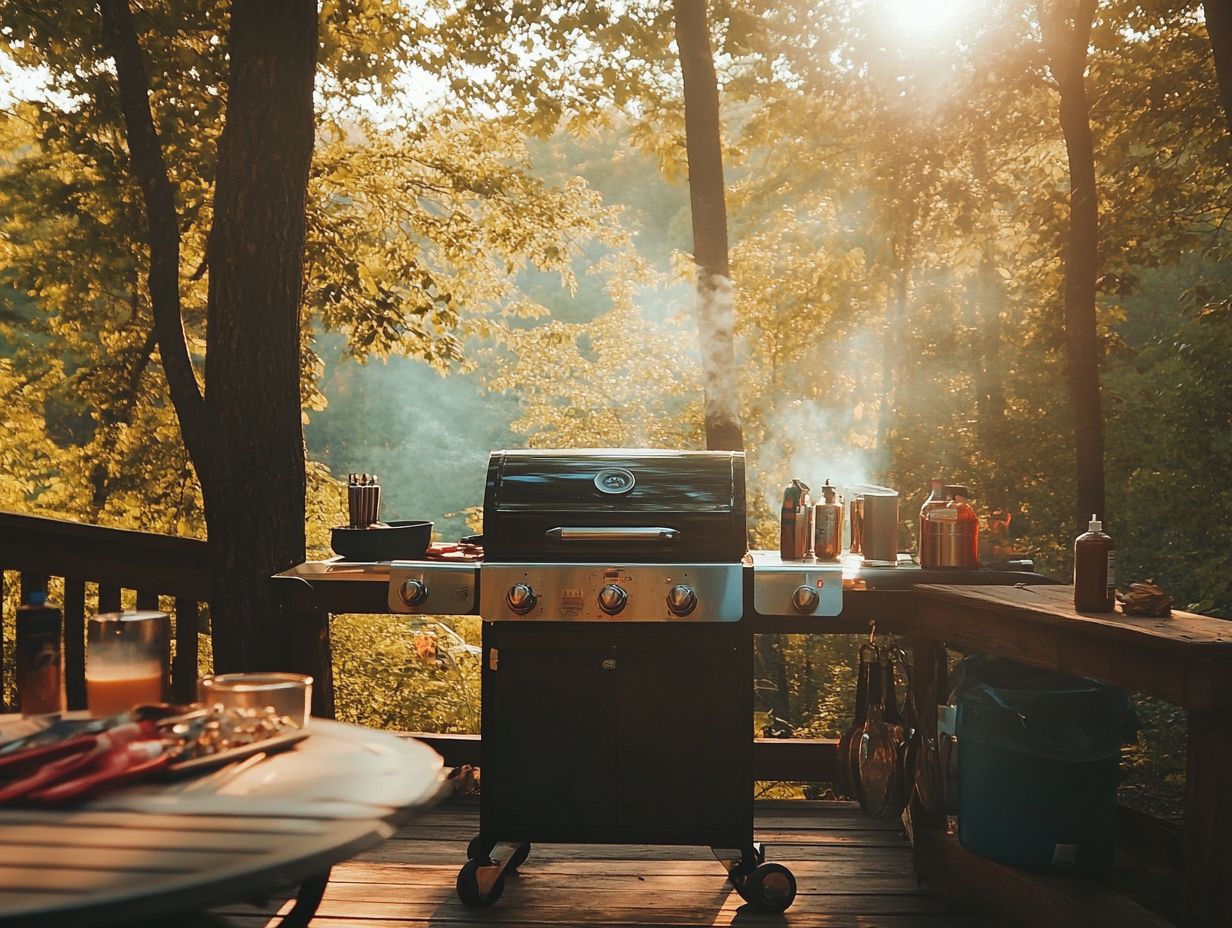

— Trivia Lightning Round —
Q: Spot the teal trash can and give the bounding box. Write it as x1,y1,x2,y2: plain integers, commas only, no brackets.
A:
955,657,1137,873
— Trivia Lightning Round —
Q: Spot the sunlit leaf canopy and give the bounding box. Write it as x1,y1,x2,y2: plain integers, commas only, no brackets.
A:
0,0,1229,617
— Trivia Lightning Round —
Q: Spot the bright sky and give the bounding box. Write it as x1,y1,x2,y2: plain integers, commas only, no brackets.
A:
0,54,53,108
885,0,972,38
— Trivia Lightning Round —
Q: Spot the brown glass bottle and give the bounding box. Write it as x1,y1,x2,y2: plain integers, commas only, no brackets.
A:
1074,514,1115,612
17,590,62,716
814,479,844,560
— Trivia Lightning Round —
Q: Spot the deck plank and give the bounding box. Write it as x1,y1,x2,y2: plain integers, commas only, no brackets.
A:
212,800,996,927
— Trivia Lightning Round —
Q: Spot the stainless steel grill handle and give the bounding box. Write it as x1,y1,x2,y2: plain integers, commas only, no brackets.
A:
545,526,681,543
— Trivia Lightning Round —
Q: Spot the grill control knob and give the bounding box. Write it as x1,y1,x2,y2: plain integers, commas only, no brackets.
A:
598,584,628,615
666,584,698,617
507,583,537,615
399,578,429,607
791,585,821,614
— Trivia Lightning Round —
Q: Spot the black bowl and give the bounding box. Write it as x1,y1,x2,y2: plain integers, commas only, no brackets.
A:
331,520,433,561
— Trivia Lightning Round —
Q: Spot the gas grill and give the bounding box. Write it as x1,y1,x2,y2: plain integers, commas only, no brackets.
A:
453,449,831,912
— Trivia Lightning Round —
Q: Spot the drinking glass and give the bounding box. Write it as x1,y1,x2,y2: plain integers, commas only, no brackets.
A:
199,672,313,728
86,611,170,717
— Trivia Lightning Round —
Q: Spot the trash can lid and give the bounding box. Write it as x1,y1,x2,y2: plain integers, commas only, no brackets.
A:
957,679,1138,762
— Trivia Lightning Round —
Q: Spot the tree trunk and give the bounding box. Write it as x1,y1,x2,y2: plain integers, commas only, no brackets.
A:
971,144,1009,511
102,0,316,673
673,0,743,451
1043,0,1105,531
204,0,316,672
1205,0,1232,140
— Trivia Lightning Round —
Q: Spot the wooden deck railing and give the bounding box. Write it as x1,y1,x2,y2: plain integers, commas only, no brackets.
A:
0,511,208,709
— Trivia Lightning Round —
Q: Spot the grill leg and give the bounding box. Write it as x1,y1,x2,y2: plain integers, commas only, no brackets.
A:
275,869,330,927
712,842,764,882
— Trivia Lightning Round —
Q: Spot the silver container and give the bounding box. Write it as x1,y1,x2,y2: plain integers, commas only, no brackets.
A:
860,488,899,565
921,517,980,568
848,495,864,554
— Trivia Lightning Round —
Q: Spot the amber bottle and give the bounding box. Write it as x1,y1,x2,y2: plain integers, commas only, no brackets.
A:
17,591,62,716
779,479,812,561
1073,515,1116,612
814,479,844,560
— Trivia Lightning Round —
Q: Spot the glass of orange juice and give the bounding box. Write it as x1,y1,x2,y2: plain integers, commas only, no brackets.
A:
86,611,170,717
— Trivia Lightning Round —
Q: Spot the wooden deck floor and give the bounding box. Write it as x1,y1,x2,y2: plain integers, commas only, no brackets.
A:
216,800,997,928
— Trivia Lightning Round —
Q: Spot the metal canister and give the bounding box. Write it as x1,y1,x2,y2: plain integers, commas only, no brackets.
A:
861,489,900,565
848,494,864,555
921,485,980,568
813,479,844,560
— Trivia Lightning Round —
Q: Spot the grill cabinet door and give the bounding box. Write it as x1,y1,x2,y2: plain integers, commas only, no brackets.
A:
484,643,617,831
616,632,750,836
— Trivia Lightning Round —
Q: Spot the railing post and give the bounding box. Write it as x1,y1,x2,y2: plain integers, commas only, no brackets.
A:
273,575,335,720
63,577,88,711
1183,707,1232,928
98,583,122,614
173,599,200,704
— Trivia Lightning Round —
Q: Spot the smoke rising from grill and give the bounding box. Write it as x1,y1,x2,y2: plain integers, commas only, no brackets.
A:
696,271,744,448
754,400,888,517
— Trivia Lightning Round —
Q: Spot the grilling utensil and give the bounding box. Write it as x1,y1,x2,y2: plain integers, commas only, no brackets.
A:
348,473,382,528
838,642,877,805
858,647,909,821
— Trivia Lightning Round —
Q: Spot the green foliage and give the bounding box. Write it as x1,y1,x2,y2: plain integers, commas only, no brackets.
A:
332,614,481,732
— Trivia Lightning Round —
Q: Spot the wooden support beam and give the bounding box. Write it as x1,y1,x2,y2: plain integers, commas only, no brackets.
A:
398,734,838,784
1183,709,1232,928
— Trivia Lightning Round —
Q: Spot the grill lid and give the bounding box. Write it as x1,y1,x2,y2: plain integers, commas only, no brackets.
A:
483,449,747,563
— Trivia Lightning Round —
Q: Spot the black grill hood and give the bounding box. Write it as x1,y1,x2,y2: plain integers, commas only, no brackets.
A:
483,449,747,563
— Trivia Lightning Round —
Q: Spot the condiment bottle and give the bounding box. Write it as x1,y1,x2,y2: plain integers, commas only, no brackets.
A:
1074,514,1115,612
17,590,63,716
814,479,844,560
918,477,947,567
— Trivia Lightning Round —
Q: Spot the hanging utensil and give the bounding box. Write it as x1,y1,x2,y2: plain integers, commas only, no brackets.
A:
837,641,877,801
858,644,909,820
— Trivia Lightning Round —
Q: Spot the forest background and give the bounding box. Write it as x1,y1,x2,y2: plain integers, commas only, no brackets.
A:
1,0,1229,812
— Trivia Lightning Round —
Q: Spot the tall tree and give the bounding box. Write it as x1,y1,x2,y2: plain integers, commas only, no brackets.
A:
100,0,317,671
1042,0,1105,529
1205,0,1232,138
673,0,743,451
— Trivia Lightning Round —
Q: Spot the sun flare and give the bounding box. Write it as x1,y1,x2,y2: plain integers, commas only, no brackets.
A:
884,0,970,39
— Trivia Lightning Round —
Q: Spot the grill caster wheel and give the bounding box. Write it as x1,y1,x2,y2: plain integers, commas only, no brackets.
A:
466,836,492,861
737,863,797,912
456,858,504,909
507,842,531,871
